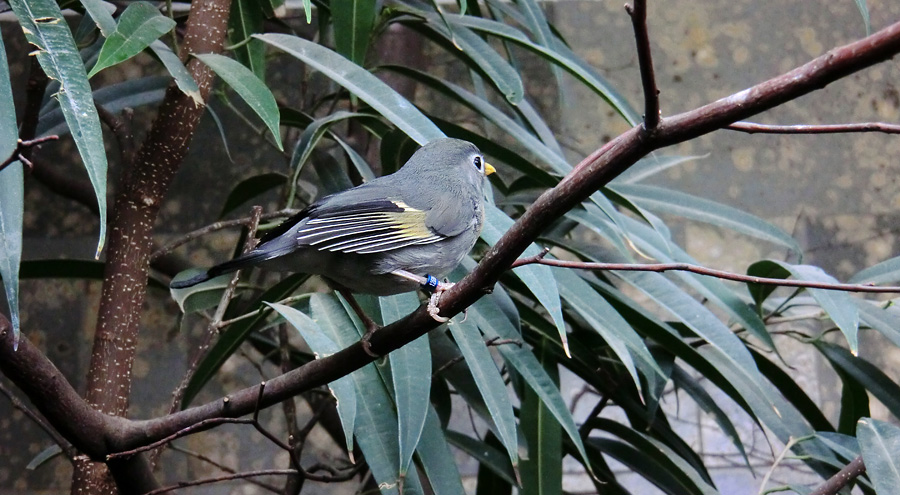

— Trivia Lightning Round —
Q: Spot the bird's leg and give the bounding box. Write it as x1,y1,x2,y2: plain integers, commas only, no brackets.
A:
391,270,454,323
337,288,381,357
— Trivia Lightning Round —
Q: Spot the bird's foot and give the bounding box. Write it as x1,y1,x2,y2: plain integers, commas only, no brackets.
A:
360,320,382,358
426,279,454,323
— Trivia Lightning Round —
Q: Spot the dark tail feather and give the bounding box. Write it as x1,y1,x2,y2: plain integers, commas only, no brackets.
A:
169,247,292,289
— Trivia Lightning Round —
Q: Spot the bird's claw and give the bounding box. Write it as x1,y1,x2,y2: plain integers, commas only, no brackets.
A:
427,282,455,323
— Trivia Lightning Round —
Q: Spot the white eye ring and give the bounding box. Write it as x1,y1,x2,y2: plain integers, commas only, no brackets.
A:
473,156,483,171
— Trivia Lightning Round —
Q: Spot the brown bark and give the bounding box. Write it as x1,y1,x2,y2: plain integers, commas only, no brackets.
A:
71,0,231,493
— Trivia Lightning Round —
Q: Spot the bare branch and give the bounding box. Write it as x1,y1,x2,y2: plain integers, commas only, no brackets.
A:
0,136,59,173
809,456,866,495
511,255,900,294
727,121,900,134
625,0,660,130
151,208,297,262
0,380,76,461
143,469,300,495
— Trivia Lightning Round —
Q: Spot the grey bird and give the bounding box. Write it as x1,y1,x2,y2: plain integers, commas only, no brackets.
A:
171,138,494,331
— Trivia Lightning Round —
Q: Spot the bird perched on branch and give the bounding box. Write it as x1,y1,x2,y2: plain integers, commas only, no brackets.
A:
171,138,495,348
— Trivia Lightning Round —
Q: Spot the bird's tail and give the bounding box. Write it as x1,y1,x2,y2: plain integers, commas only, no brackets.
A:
168,243,296,289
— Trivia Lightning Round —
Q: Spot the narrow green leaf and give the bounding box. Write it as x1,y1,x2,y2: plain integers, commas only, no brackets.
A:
256,34,443,144
482,204,568,356
149,41,202,104
611,183,800,253
746,260,792,310
38,76,169,137
445,430,517,486
751,348,834,433
858,418,900,494
228,0,267,80
671,365,751,470
79,0,117,36
520,337,562,495
769,260,860,354
817,342,900,422
516,0,564,97
421,19,524,104
88,2,176,77
460,281,593,474
854,0,872,36
856,299,900,348
311,293,425,494
415,407,467,495
268,303,357,459
332,0,377,66
169,269,232,313
435,13,640,124
592,418,720,495
614,154,705,184
0,32,22,347
26,444,62,470
849,255,900,285
382,293,431,478
195,53,283,151
448,318,519,474
11,0,109,256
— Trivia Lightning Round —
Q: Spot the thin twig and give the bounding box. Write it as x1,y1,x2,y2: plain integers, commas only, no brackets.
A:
161,206,265,463
0,136,60,173
151,208,298,261
0,381,76,461
727,121,900,134
512,253,900,294
625,0,660,130
142,469,300,495
169,445,282,493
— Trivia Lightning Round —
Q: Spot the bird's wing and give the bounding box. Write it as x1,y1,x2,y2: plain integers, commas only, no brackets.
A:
295,198,445,254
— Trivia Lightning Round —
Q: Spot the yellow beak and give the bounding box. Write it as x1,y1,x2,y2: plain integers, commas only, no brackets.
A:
484,162,496,176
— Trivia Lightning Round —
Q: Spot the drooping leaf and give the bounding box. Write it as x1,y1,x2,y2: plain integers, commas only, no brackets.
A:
445,430,517,486
268,303,357,459
854,0,871,36
614,154,705,184
88,2,176,77
195,53,283,150
817,342,900,422
228,0,268,80
256,34,443,144
149,41,202,104
611,183,801,253
38,76,169,137
0,32,22,346
745,260,792,311
414,408,467,495
381,293,431,479
332,0,377,66
520,337,562,495
79,0,117,36
858,418,900,495
311,293,426,494
448,318,519,476
418,16,524,104
856,299,900,348
768,260,860,354
11,0,109,256
849,255,900,285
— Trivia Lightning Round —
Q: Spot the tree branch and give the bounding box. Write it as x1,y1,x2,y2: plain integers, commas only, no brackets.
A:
727,121,900,134
1,17,900,489
625,0,659,130
808,455,866,495
511,254,900,293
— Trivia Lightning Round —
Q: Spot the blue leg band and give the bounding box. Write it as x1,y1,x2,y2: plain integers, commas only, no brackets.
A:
422,274,440,293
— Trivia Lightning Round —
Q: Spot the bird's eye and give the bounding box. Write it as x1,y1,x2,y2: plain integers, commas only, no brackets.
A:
473,156,483,170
